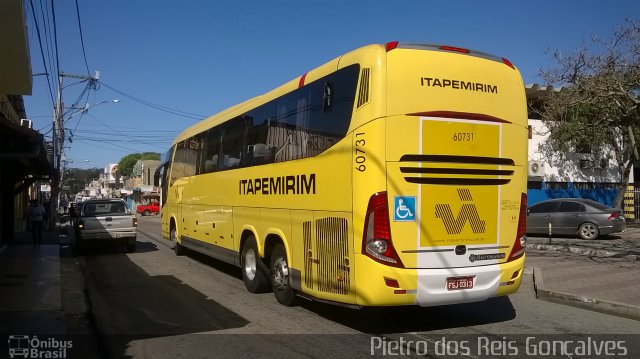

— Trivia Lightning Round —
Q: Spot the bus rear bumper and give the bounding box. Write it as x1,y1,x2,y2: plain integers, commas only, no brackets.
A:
414,256,524,307
353,255,525,307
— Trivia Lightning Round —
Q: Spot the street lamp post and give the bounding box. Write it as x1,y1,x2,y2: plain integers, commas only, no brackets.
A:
66,99,120,118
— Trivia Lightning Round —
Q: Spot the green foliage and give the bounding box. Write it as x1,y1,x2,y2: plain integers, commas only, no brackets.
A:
117,152,161,177
62,167,101,194
140,152,160,161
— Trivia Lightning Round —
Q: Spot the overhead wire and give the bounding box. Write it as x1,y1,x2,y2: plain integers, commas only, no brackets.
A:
50,0,61,88
62,82,92,118
74,0,91,75
41,0,56,89
27,0,56,111
86,113,166,149
75,139,148,154
99,81,207,120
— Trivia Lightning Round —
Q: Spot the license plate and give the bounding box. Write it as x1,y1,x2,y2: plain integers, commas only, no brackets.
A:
446,276,474,291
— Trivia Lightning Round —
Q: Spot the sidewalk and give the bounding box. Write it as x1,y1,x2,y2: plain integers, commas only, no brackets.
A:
525,226,640,320
0,230,67,337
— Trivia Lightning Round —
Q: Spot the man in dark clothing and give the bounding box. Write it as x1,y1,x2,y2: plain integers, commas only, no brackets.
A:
27,200,45,245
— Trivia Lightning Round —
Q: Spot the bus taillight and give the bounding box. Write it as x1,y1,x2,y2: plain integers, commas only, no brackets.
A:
438,45,470,54
362,192,404,268
502,57,516,70
508,193,527,261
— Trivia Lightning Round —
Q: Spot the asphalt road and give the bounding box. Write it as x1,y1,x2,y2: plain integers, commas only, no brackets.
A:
68,215,640,358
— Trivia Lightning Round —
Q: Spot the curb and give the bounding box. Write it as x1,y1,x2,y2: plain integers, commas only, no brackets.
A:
526,243,638,260
532,267,640,321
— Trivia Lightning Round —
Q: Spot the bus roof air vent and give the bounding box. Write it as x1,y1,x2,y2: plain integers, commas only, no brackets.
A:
356,67,371,108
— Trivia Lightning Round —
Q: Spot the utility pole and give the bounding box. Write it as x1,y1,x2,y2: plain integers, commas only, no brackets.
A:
50,71,99,229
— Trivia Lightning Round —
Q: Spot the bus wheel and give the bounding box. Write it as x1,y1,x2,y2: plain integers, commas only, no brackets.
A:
171,227,184,256
241,236,270,293
270,243,297,306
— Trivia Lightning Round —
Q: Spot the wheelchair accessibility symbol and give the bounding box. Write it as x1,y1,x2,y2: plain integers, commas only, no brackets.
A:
394,196,416,222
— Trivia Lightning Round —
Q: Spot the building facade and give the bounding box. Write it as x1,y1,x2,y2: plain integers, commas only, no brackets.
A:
0,0,52,243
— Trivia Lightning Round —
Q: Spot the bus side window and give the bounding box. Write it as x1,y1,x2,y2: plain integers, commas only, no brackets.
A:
200,128,221,174
221,117,244,170
182,136,200,177
249,143,274,165
244,106,274,166
171,141,187,184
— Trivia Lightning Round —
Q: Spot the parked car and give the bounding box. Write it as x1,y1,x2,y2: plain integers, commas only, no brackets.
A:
73,199,137,252
136,201,160,216
526,198,625,240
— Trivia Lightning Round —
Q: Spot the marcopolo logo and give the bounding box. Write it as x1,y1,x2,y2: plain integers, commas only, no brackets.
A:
7,335,72,359
469,253,505,262
435,188,486,235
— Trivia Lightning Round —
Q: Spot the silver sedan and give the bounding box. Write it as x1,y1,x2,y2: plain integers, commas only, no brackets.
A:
526,198,626,240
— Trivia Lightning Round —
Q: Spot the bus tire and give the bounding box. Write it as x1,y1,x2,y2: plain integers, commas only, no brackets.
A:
171,227,184,256
241,236,271,293
270,243,297,306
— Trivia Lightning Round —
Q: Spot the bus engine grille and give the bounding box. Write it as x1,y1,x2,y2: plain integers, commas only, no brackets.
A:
399,154,515,186
315,217,350,295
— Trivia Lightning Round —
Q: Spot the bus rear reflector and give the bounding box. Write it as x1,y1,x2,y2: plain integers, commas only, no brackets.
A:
384,277,400,288
386,41,399,52
362,192,404,268
508,193,527,261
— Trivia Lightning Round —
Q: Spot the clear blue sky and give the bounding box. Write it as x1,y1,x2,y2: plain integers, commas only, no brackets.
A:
23,0,640,170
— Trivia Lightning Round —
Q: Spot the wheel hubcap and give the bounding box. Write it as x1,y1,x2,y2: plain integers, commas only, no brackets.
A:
244,249,256,280
582,225,596,239
273,257,289,290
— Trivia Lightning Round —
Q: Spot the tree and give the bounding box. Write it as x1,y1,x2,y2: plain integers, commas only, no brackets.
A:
537,19,640,209
117,152,161,177
62,167,101,195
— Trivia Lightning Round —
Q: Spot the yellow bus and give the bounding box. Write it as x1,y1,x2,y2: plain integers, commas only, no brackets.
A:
156,42,528,307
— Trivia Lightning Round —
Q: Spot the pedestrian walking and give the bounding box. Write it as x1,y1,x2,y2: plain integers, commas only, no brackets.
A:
26,199,46,245
43,199,51,229
60,197,69,214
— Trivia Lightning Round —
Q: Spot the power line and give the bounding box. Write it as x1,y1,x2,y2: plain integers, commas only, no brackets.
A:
99,81,207,120
27,0,55,110
75,139,150,154
41,0,56,91
86,113,166,149
74,0,91,75
72,125,182,133
50,0,61,84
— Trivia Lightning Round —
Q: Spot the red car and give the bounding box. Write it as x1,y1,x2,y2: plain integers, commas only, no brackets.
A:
136,201,160,216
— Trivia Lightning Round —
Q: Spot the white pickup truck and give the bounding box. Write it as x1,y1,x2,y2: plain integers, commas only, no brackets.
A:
73,198,137,253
